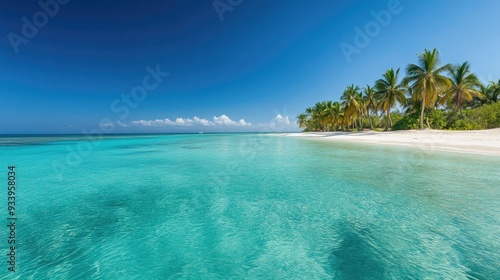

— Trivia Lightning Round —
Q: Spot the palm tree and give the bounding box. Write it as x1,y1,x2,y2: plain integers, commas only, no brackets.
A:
356,93,365,131
333,102,344,131
322,101,343,131
341,84,362,130
302,107,318,131
485,79,500,103
296,113,309,130
375,68,407,131
362,85,377,129
402,87,420,114
440,62,483,126
403,48,451,129
310,102,325,131
316,102,329,131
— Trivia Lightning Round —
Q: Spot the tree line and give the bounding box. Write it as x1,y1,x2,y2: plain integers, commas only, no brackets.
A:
297,48,500,132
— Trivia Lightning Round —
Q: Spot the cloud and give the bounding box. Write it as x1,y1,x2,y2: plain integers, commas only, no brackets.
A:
258,114,297,131
131,119,176,126
194,116,212,126
131,114,250,127
213,114,251,126
275,114,290,125
130,114,298,131
174,118,189,125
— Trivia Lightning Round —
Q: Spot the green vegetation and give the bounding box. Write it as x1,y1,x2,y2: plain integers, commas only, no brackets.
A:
298,48,500,132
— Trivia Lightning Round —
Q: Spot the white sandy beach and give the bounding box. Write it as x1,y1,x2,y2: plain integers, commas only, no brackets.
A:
281,129,500,156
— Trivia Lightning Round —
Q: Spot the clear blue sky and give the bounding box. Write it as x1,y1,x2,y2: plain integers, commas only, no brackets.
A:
1,0,499,134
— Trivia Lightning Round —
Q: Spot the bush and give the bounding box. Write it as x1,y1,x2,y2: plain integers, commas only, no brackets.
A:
391,109,448,130
362,115,384,129
376,112,406,130
389,112,404,126
427,109,448,129
449,118,483,130
391,112,420,130
449,102,500,130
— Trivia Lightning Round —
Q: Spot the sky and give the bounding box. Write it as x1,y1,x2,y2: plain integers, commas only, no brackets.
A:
1,0,500,134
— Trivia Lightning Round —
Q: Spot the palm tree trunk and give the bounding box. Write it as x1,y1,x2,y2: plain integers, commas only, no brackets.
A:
368,109,373,129
457,96,464,117
446,107,459,128
419,96,426,129
385,108,390,131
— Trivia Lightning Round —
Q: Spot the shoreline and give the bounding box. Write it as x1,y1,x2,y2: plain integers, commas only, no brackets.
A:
278,128,500,156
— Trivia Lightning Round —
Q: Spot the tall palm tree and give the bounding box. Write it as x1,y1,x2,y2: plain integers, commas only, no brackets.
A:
403,48,451,129
341,84,362,130
296,113,309,130
303,107,319,131
311,102,327,131
362,85,377,129
486,79,500,103
322,101,343,131
402,87,420,114
440,62,483,126
375,68,407,131
475,81,499,107
356,92,365,131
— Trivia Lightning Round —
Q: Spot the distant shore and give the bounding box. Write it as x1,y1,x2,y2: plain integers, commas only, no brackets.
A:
280,129,500,156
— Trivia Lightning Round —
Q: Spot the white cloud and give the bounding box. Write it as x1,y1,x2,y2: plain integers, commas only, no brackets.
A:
194,116,212,126
238,119,249,126
131,114,250,127
131,118,176,126
212,114,251,126
275,114,290,125
258,114,297,131
130,114,298,131
175,118,188,125
130,117,212,127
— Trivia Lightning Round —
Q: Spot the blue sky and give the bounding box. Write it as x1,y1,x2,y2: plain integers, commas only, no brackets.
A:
1,0,500,134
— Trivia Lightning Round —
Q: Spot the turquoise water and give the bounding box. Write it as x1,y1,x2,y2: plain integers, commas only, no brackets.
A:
1,134,499,279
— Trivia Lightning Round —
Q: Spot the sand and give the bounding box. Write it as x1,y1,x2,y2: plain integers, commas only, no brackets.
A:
280,129,500,156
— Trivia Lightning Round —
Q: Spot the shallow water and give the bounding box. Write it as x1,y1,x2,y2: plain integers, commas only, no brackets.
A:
1,134,499,279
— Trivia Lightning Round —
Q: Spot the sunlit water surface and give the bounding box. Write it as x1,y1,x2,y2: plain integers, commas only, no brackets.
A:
1,134,499,279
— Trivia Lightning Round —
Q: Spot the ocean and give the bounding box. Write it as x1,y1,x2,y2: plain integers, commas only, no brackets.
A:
1,133,499,279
